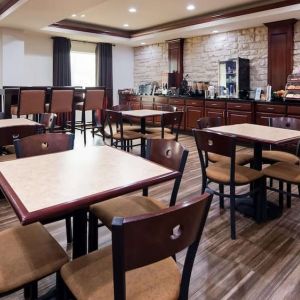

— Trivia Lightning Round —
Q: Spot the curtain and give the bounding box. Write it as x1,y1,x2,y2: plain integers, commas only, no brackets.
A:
96,43,113,108
53,37,71,86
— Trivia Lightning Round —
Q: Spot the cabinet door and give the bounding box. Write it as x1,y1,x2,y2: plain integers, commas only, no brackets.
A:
227,110,253,125
186,106,204,130
130,101,141,110
255,112,285,126
205,108,225,125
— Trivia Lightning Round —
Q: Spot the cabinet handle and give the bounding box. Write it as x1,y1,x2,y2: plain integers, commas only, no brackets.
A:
234,105,241,108
192,102,197,105
267,107,274,110
211,103,218,106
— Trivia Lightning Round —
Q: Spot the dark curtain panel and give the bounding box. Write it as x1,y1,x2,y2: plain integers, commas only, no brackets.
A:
53,37,71,86
96,43,113,108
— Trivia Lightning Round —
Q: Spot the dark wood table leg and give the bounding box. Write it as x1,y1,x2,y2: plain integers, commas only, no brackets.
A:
72,209,87,259
141,117,146,158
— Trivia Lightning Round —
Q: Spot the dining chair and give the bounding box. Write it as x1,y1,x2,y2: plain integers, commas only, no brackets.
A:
11,88,46,120
262,117,300,165
75,87,106,145
88,139,189,251
197,117,253,165
61,193,212,300
104,110,144,152
193,129,265,239
40,112,57,133
47,87,75,133
0,222,68,299
14,133,75,243
146,111,183,141
112,104,141,132
147,104,177,134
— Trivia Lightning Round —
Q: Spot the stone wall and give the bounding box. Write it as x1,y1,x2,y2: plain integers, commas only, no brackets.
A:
293,21,300,73
134,25,269,90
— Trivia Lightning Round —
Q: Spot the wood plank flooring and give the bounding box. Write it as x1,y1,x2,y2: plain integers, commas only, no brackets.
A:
1,133,300,299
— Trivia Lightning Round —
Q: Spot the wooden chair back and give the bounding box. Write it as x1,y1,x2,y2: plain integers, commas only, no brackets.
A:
39,113,56,132
146,139,189,206
18,88,46,117
112,193,212,300
85,88,106,111
49,88,74,113
14,133,74,158
161,111,183,140
197,117,222,129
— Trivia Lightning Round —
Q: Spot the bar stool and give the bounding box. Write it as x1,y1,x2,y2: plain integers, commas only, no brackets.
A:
11,88,46,121
75,87,106,145
47,87,75,133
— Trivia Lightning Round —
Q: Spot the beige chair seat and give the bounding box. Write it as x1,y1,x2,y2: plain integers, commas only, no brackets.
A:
0,154,16,162
208,149,253,166
262,150,299,164
121,124,141,132
146,132,176,141
61,246,180,300
113,131,144,140
206,162,263,185
146,127,172,134
10,105,18,115
262,162,300,184
90,196,166,228
3,145,15,154
75,102,84,110
0,222,68,294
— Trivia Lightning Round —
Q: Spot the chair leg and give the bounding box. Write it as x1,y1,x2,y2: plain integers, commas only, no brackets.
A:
201,176,207,194
24,282,38,300
83,111,87,146
56,272,65,300
88,213,99,252
287,182,291,208
279,180,284,211
219,184,224,209
66,217,73,244
229,188,236,240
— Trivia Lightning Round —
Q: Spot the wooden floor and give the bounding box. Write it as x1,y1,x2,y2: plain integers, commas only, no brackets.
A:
1,132,300,299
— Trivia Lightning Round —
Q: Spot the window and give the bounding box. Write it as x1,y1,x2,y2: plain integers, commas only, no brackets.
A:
70,41,96,87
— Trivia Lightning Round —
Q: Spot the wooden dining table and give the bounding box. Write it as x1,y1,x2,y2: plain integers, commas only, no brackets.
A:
120,109,171,157
204,123,300,220
0,145,179,258
0,118,44,150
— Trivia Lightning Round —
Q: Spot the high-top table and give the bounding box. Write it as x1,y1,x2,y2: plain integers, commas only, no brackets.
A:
0,118,44,149
121,109,171,157
204,123,300,220
0,146,179,258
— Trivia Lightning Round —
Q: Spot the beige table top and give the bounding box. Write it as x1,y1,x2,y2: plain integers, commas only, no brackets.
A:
0,146,178,224
205,123,300,144
0,118,40,128
121,109,171,118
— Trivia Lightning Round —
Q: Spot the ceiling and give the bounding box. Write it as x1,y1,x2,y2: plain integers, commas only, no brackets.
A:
0,0,300,46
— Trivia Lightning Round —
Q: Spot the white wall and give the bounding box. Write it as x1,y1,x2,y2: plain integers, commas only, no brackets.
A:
112,44,134,105
0,29,53,87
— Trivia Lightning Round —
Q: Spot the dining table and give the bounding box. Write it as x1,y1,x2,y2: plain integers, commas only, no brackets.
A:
0,118,44,149
204,123,300,221
0,145,179,258
120,109,171,157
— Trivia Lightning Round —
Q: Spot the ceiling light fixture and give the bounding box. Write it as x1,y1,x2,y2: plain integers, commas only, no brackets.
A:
80,14,85,18
71,14,77,17
212,30,219,33
123,23,129,27
129,7,137,13
186,4,195,11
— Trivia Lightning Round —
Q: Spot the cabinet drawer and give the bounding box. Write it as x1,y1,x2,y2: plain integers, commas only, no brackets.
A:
287,106,300,115
129,96,141,102
186,99,204,107
256,104,285,114
154,96,168,104
141,96,154,102
227,102,252,111
169,98,185,105
205,101,226,109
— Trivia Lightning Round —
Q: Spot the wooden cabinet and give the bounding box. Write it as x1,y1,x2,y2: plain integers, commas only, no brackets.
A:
205,101,226,124
255,103,286,125
185,99,204,130
226,101,253,125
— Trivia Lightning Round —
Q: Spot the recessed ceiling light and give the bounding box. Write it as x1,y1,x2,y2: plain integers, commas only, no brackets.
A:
123,23,129,27
212,30,219,33
129,7,137,13
141,42,146,45
186,4,195,11
71,14,77,17
80,14,85,18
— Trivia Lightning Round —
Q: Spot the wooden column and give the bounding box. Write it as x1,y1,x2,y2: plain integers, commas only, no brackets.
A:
265,19,296,90
167,39,184,88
